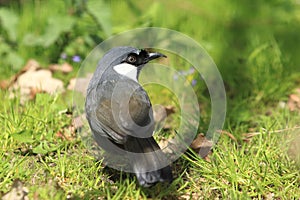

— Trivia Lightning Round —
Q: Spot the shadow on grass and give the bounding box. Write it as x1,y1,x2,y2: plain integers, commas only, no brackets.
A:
73,158,190,199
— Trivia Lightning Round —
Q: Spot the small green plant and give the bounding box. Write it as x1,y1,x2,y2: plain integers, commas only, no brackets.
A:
3,93,70,154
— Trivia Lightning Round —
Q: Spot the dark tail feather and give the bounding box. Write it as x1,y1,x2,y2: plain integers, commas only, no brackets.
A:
124,136,173,187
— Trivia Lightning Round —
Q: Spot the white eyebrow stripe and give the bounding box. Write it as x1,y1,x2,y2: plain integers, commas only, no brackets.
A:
113,63,138,82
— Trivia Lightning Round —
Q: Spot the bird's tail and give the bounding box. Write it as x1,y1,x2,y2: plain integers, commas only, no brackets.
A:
124,136,173,187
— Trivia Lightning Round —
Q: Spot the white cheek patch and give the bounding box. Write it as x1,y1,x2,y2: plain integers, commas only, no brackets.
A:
113,63,138,82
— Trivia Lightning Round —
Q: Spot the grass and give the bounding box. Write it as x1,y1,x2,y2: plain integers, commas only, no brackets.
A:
1,0,300,199
1,84,300,199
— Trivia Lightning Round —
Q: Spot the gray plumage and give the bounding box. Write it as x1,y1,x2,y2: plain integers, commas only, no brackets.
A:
85,46,172,187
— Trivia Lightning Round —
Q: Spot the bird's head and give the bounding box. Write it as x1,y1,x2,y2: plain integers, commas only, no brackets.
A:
107,47,166,81
121,48,166,66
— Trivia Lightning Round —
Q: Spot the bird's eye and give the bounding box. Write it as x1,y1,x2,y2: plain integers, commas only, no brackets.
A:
127,55,137,63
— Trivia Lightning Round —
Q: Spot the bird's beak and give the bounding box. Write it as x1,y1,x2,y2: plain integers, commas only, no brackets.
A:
145,52,167,63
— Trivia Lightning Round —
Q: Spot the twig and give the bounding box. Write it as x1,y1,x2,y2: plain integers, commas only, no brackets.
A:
243,125,300,139
217,130,237,141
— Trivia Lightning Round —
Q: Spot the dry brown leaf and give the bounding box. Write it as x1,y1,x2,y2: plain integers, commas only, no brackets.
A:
287,100,296,111
13,69,64,94
0,80,10,89
49,62,73,73
29,87,44,100
190,133,214,159
287,88,300,112
8,60,64,101
290,93,300,102
0,59,40,90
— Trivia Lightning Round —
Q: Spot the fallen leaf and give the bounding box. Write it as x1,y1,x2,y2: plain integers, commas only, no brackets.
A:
8,60,64,102
287,88,300,112
29,87,44,100
0,59,40,90
287,99,296,112
49,62,73,73
14,69,64,93
190,133,214,158
2,179,29,200
290,93,300,102
0,80,10,89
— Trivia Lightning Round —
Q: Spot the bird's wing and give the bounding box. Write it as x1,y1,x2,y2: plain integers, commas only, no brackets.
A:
128,86,154,127
113,79,155,138
94,79,155,142
85,80,127,143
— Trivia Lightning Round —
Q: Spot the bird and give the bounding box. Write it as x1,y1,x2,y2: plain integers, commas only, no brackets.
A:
85,46,173,187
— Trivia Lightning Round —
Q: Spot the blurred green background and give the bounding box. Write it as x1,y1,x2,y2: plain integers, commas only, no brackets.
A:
1,0,300,131
1,0,299,95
